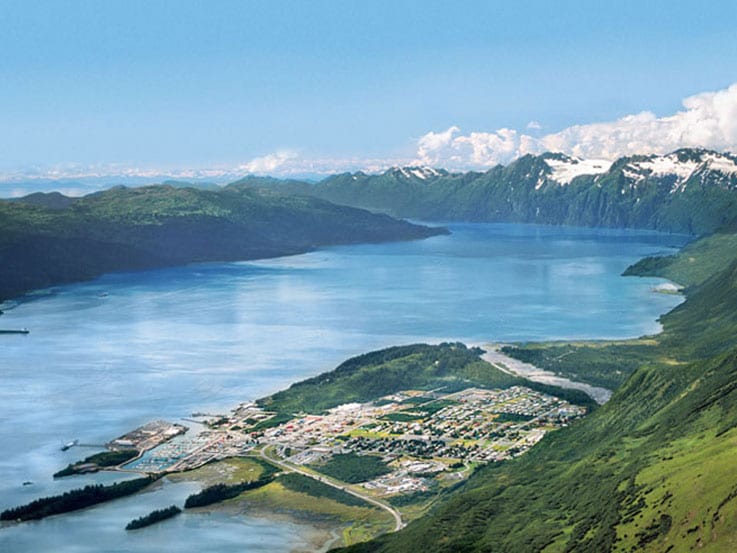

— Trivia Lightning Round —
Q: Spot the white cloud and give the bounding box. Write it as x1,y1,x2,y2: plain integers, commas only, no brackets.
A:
416,126,461,163
415,82,737,168
237,152,407,177
237,150,299,174
4,82,737,191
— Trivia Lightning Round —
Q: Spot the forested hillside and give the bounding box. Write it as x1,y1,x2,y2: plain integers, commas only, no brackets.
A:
0,185,444,301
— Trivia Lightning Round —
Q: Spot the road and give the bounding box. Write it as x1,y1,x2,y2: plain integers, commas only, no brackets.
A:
257,447,405,532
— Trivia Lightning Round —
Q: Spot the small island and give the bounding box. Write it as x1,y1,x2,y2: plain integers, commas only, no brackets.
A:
125,505,182,530
0,477,156,522
184,476,275,509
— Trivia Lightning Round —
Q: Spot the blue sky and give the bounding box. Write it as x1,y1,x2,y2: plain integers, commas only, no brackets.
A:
1,0,737,180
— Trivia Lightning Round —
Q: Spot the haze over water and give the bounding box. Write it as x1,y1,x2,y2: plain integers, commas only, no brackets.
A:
0,223,686,552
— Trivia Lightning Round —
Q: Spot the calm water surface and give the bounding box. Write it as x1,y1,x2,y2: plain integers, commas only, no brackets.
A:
0,223,686,552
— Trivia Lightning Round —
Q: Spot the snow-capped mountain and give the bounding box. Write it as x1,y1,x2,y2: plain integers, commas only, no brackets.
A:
233,148,737,235
534,149,737,190
617,150,737,192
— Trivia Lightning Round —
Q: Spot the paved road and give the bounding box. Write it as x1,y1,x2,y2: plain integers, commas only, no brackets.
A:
258,447,405,532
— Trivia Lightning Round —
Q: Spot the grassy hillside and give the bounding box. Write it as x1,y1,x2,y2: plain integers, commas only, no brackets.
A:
0,185,444,301
624,233,737,287
336,233,737,552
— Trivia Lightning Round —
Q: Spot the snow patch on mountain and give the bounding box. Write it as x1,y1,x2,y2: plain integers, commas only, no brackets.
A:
389,166,445,180
543,157,611,185
622,151,737,192
637,155,699,181
703,153,737,176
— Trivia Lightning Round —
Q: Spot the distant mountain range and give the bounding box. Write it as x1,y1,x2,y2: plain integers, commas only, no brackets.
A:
0,185,444,302
235,148,737,234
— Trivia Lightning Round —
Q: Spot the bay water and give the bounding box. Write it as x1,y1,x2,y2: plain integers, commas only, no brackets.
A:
0,223,686,552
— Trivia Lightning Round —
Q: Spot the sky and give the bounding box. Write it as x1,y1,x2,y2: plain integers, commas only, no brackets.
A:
1,0,737,188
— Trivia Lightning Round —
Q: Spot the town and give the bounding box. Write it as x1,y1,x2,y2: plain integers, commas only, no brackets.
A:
90,385,585,498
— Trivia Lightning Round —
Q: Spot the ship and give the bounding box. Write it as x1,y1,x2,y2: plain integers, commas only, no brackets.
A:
0,328,30,334
61,439,79,451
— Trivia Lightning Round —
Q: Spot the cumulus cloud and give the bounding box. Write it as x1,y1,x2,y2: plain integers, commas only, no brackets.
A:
5,83,737,188
238,150,299,174
415,82,737,168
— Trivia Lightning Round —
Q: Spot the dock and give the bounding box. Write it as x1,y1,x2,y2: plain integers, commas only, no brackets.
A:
0,329,29,335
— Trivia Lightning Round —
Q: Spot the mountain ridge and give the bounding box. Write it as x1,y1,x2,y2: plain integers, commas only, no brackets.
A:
232,148,737,235
0,184,445,302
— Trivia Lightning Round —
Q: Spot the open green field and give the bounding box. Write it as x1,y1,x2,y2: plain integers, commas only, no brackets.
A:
624,232,737,287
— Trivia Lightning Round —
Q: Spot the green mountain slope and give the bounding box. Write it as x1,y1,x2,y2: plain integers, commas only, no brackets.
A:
336,232,737,553
624,233,737,287
0,185,445,301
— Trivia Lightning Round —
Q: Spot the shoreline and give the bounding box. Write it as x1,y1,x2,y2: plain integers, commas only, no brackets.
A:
189,500,348,553
478,344,613,404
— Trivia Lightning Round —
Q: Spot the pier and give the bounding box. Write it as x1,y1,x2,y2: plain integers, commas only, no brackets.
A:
0,328,29,335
